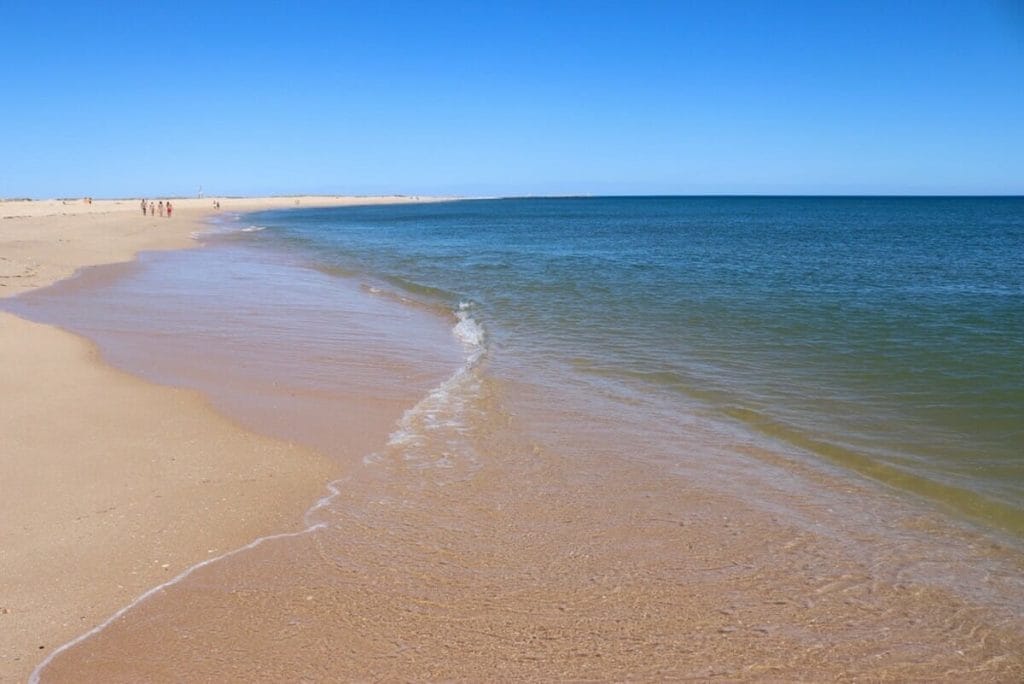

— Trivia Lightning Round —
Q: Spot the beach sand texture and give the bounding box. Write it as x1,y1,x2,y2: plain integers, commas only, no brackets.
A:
3,197,1023,681
0,196,429,682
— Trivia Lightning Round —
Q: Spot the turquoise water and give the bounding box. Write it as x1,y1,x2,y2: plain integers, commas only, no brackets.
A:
242,197,1024,531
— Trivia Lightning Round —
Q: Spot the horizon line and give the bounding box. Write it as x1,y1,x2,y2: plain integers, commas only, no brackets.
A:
4,193,1023,202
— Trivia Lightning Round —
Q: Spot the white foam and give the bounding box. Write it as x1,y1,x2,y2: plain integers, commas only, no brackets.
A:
374,302,487,471
31,305,490,678
453,302,485,353
29,478,348,683
28,528,324,683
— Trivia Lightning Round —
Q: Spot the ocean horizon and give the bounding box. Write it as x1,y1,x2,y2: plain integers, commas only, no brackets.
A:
234,195,1023,536
8,194,1024,678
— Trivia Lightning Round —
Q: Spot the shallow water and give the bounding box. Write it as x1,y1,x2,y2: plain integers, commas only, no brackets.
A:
6,241,464,461
243,196,1024,533
7,201,1024,680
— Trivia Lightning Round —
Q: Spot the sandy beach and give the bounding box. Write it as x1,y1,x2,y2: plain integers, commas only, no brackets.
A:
4,0,1022,678
3,196,1024,682
0,196,436,682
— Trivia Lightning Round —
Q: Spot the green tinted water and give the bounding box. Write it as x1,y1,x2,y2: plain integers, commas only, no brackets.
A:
249,197,1024,532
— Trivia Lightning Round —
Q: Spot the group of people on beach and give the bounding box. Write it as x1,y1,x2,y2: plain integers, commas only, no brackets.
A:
141,198,173,217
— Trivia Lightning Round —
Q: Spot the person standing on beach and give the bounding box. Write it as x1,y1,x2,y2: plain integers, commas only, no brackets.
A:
166,201,173,218
140,198,147,216
158,200,164,217
149,201,155,216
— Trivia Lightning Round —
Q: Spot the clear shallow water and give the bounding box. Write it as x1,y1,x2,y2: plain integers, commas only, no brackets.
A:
8,199,1024,680
5,244,465,461
245,196,1024,533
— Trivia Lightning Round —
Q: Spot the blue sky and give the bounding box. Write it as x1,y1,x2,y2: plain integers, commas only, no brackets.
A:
2,1,1022,197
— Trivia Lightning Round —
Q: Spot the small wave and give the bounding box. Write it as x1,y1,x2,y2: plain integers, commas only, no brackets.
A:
30,470,351,683
372,302,487,473
190,214,265,241
354,280,454,319
454,301,485,353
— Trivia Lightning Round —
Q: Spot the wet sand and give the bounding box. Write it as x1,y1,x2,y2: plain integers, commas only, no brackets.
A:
0,196,443,682
34,375,1024,680
4,197,1024,681
0,312,338,681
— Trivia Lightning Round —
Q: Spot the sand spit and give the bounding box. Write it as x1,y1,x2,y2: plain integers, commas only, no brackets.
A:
5,195,1023,682
0,195,442,682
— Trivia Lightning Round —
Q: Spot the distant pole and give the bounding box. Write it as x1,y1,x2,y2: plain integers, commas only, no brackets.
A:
198,185,204,199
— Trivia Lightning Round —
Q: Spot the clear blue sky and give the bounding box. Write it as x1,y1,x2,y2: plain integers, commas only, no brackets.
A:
2,1,1022,197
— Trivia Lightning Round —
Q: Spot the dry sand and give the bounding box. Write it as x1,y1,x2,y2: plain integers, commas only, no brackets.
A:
4,196,1024,682
0,195,438,682
0,195,438,297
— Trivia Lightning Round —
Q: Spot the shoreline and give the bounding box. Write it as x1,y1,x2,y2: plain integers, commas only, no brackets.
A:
0,195,455,297
0,195,448,682
4,196,1024,680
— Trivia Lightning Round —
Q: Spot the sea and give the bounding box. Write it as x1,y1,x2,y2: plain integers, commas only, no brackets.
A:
10,196,1024,677
236,196,1023,535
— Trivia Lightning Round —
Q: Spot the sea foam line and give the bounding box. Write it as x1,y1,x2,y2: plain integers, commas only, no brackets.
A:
29,478,346,683
33,307,486,678
366,303,486,465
